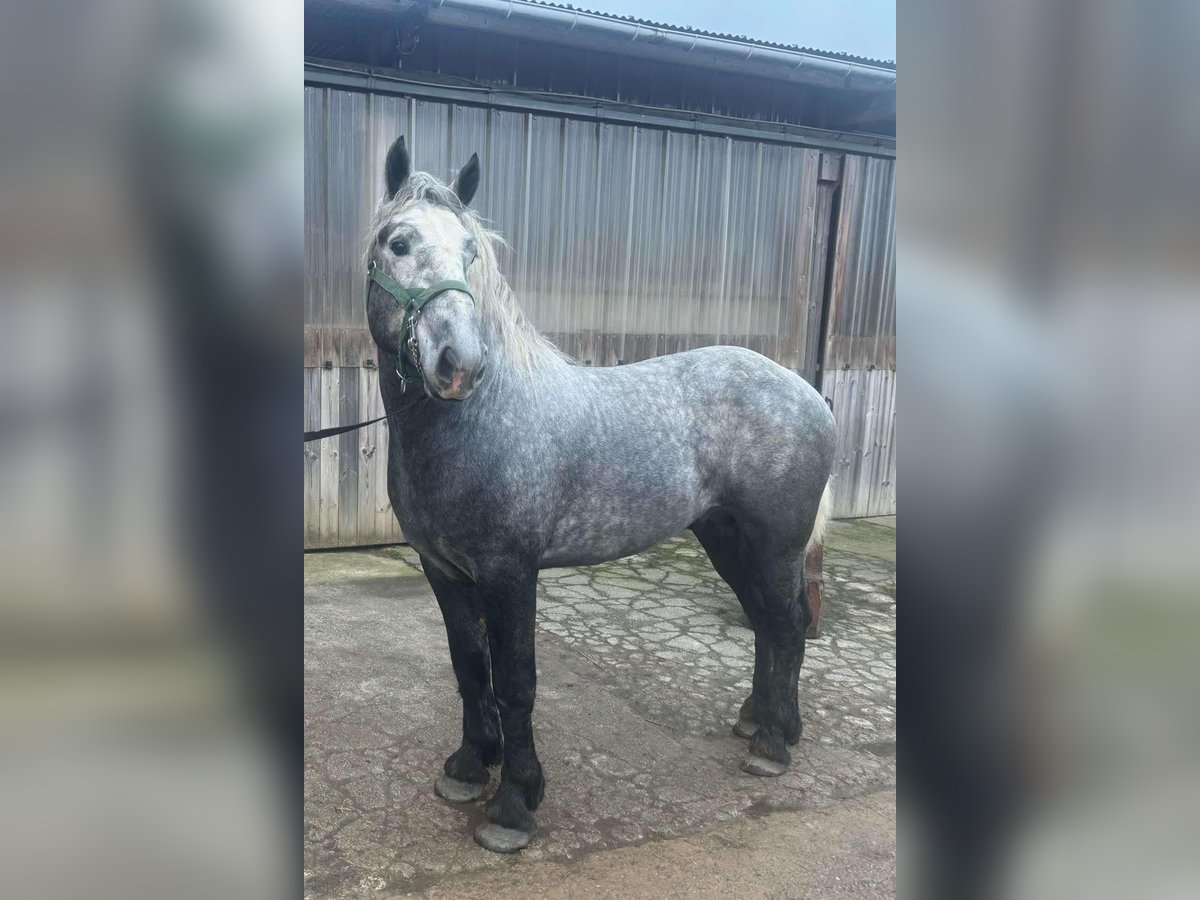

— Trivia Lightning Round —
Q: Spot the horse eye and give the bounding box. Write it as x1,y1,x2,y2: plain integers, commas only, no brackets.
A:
390,239,409,257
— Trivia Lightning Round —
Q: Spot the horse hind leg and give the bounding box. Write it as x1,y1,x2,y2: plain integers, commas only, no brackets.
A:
690,511,774,744
693,514,810,776
740,548,811,776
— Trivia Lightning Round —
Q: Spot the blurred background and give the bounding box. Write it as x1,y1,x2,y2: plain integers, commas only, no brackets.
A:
0,1,300,898
901,1,1200,898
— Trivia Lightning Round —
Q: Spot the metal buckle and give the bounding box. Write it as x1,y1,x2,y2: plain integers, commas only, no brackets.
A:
395,304,424,395
407,310,423,376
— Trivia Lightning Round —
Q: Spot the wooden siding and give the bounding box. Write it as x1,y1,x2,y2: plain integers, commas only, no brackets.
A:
821,155,897,517
304,77,894,545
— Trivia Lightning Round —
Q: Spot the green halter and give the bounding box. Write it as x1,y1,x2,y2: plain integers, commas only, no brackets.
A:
367,260,475,390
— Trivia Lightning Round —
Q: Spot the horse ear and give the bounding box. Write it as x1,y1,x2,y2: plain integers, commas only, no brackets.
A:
385,136,410,197
451,153,480,206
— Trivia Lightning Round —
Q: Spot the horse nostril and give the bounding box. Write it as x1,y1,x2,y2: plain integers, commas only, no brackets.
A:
435,345,461,383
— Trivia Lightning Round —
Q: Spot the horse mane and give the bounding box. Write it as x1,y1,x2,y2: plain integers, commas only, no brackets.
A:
364,172,571,375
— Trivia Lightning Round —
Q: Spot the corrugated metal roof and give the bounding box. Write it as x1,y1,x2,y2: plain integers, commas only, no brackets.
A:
524,1,896,68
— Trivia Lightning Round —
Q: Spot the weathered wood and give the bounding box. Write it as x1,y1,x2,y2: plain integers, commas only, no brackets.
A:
804,180,837,383
819,152,843,183
824,335,897,371
784,149,818,376
817,152,895,517
304,87,896,545
357,365,379,545
337,366,361,546
304,368,322,547
318,366,341,545
821,367,896,518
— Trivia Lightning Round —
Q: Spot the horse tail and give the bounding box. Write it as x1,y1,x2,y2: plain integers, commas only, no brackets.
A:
806,479,833,555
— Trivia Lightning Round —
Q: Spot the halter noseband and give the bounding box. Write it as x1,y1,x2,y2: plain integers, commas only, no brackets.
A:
367,260,476,392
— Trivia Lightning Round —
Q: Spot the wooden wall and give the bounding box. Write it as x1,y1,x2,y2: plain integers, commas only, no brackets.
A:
304,75,896,546
820,155,897,518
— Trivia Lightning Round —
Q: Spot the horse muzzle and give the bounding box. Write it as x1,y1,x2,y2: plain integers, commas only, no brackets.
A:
427,342,488,401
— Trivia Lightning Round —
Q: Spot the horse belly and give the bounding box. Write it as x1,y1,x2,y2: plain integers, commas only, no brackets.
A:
540,482,705,569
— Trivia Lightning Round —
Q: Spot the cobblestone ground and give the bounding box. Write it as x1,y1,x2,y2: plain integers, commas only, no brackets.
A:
304,520,895,899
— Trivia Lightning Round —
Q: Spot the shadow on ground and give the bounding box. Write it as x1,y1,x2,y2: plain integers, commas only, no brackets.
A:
305,518,895,899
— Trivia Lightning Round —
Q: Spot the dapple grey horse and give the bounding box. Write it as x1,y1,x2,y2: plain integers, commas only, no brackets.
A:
364,137,835,853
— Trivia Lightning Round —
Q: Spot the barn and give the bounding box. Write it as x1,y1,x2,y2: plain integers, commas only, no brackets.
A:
304,0,896,548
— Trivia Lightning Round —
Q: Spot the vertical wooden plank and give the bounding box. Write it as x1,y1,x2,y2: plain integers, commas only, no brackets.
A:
822,369,841,515
785,149,818,375
318,366,340,546
825,154,861,367
804,181,836,385
855,370,880,517
822,366,898,519
848,371,867,517
374,375,401,543
304,88,328,370
867,369,886,517
864,369,882,517
337,366,361,546
303,368,321,548
836,370,856,518
357,365,379,545
876,369,897,515
870,370,893,517
828,368,858,519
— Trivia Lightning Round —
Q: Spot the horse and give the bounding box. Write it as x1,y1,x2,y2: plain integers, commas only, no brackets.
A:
364,136,836,853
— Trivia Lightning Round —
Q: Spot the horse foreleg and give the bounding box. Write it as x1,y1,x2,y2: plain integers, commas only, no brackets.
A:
425,560,502,803
475,563,544,853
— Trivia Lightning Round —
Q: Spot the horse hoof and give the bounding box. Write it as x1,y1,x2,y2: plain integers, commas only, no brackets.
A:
435,774,488,803
473,823,534,854
732,717,758,739
741,754,788,777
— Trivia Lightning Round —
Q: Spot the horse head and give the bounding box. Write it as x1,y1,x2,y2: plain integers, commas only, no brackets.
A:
366,137,486,401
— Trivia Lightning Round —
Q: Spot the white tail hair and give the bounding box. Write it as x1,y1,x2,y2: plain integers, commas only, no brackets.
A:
806,480,833,554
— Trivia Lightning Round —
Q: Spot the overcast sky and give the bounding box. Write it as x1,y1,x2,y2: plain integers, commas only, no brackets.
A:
576,0,895,62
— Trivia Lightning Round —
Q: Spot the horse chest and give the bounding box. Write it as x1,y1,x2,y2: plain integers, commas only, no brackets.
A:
386,448,503,566
386,478,479,581
386,470,448,539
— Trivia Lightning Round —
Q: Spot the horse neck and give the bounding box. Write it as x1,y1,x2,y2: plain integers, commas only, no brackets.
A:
379,338,522,435
472,275,565,384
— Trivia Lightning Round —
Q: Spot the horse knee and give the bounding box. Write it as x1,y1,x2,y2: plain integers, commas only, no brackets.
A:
494,679,536,714
761,599,807,641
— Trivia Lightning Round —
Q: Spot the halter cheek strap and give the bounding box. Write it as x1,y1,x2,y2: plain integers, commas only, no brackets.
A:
367,260,476,391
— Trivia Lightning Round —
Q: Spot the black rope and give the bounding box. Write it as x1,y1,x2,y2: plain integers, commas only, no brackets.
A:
303,414,391,443
303,392,424,442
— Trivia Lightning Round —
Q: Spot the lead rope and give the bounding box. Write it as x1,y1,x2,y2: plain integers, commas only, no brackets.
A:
302,386,426,442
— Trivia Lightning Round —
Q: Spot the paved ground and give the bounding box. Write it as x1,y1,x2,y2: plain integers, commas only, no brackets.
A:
305,519,896,899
